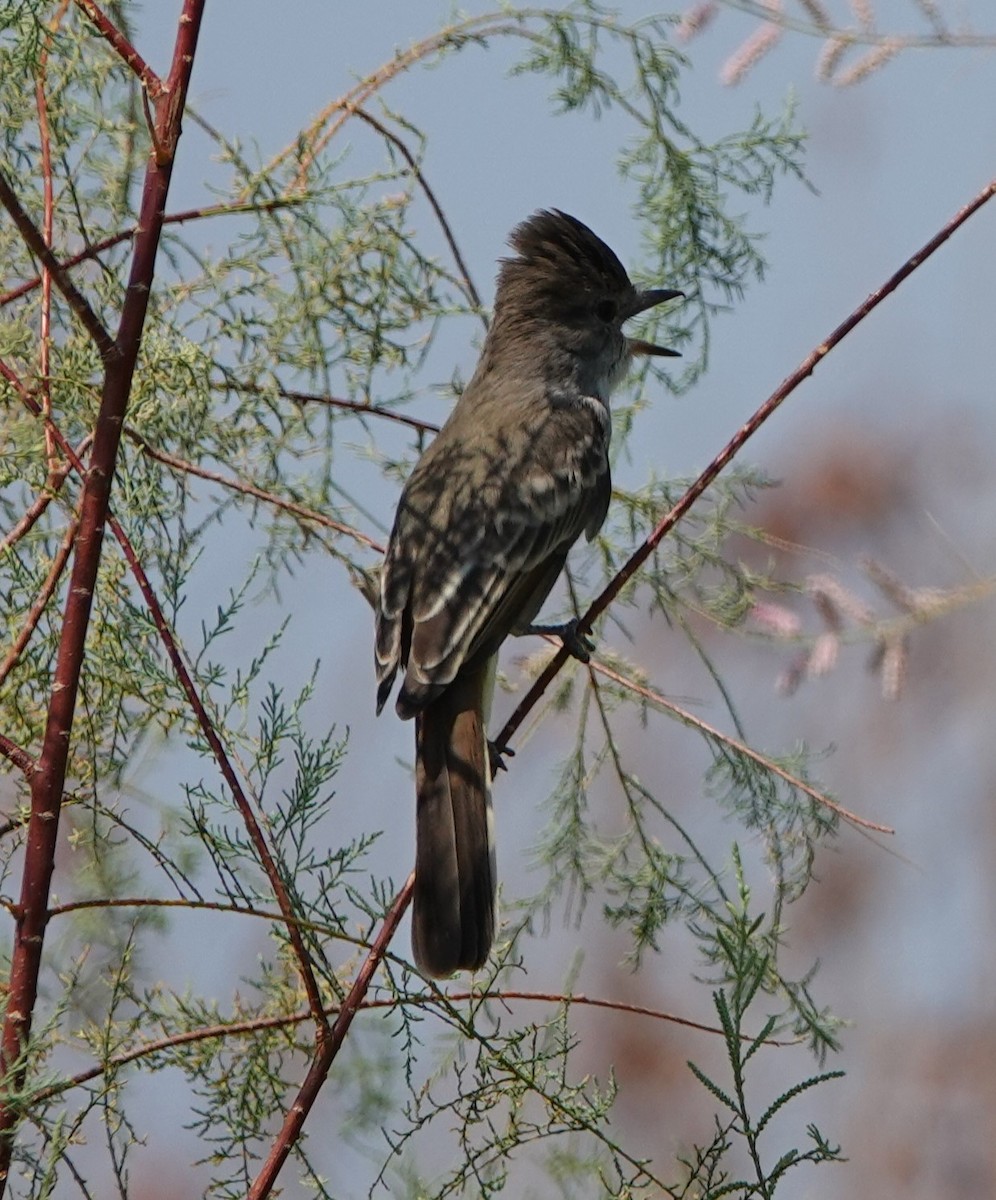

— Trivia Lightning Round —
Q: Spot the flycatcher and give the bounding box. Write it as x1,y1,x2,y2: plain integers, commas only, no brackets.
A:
375,209,681,977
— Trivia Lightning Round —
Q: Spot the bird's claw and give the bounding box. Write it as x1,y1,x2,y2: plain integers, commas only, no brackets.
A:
488,740,515,776
525,618,595,664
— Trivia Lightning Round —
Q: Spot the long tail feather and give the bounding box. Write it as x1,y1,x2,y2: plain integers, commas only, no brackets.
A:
412,656,495,977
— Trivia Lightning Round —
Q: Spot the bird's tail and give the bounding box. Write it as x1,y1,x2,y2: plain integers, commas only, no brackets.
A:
412,655,496,978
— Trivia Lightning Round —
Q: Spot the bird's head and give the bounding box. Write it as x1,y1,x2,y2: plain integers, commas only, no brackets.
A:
492,209,682,397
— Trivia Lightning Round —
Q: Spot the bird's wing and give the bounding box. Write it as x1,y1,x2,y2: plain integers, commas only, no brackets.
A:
375,400,609,717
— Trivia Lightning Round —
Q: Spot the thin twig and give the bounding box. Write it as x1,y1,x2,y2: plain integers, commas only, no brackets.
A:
34,27,60,471
35,979,787,1107
73,0,163,95
716,0,996,48
0,172,115,360
0,195,310,309
248,872,414,1199
0,507,81,689
258,14,527,193
108,512,335,1034
126,427,385,552
347,104,483,313
588,657,892,833
219,378,440,436
42,895,363,942
0,429,89,556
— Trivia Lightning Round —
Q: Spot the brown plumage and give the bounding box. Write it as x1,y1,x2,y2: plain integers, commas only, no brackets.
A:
375,210,681,977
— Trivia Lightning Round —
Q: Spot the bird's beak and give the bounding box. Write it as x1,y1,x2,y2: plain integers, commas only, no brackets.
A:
626,287,684,358
629,337,681,358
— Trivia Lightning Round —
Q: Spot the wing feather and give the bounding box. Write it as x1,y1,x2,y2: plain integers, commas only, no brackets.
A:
375,391,611,718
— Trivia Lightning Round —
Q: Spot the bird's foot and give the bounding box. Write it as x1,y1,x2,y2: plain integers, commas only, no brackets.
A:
524,617,595,663
488,740,515,777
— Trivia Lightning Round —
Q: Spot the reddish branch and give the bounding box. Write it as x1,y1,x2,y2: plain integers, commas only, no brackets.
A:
127,427,386,551
0,737,34,778
0,508,81,689
223,378,441,435
4,354,374,1017
0,433,89,556
0,175,114,359
34,35,58,471
103,506,333,1035
347,104,483,312
5,411,334,1044
5,359,341,1051
73,0,163,97
33,977,776,1106
0,195,307,309
0,1,205,1185
248,873,413,1200
587,656,893,832
496,177,996,754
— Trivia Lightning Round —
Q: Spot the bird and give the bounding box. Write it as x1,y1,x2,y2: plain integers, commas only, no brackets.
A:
375,209,682,977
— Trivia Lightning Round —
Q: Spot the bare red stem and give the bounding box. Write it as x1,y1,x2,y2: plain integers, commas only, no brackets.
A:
34,61,56,471
0,1,205,1183
73,0,163,96
248,874,414,1200
6,396,333,1048
0,737,34,778
0,427,88,557
103,510,333,1034
0,196,306,309
128,428,385,551
0,173,115,359
225,379,441,435
0,508,81,689
347,104,483,312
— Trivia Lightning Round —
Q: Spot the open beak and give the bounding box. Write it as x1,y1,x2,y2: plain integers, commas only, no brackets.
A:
626,287,684,358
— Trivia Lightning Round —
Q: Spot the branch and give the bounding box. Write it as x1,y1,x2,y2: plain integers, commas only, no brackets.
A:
33,976,788,1112
347,104,483,313
0,171,115,360
0,429,88,557
716,0,996,48
9,375,335,1055
0,736,35,778
74,0,163,95
258,13,528,193
587,655,893,833
85,430,335,1031
219,378,440,436
0,0,206,1180
248,872,414,1200
710,0,996,86
34,25,60,473
0,507,81,690
0,195,310,309
126,428,385,553
109,520,333,1028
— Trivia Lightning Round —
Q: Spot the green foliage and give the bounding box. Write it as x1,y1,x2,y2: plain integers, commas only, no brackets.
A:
681,854,845,1196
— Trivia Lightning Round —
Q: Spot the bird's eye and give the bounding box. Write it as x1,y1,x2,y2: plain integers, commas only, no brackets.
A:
594,299,617,323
